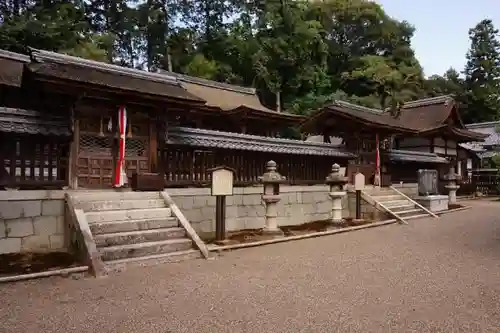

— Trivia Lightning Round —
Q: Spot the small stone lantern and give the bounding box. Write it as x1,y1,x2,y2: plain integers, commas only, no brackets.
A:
325,164,348,224
258,160,286,236
443,166,460,205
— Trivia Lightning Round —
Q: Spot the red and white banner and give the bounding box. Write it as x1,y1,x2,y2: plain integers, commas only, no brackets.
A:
114,105,128,187
374,133,381,186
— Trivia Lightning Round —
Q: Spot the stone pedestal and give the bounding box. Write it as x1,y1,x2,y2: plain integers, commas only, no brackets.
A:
445,184,459,205
261,195,283,236
328,191,346,223
416,195,449,212
443,166,461,206
258,161,286,237
325,164,348,225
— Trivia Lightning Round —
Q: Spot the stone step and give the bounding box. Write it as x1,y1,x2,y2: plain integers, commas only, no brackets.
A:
99,239,193,261
94,227,187,247
72,191,161,202
90,217,178,234
372,194,404,201
394,208,422,216
381,199,412,207
389,204,415,212
85,207,172,224
105,249,203,273
77,199,166,212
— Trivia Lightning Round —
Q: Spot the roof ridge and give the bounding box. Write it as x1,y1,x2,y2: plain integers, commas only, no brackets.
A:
332,100,383,114
29,48,179,86
0,49,30,62
401,95,454,109
465,120,500,129
167,126,355,151
160,70,257,95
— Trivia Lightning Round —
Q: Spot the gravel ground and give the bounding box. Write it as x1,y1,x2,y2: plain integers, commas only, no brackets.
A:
2,200,500,333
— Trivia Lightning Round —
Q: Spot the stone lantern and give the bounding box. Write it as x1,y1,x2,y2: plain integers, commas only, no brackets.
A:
325,163,348,224
443,166,460,205
258,160,286,236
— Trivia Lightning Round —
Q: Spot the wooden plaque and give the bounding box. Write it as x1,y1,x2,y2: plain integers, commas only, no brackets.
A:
210,167,234,196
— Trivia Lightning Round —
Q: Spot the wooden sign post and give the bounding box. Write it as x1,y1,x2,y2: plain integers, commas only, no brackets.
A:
354,172,365,220
209,166,235,243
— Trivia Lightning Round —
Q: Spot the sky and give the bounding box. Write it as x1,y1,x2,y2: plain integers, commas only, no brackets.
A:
375,0,500,77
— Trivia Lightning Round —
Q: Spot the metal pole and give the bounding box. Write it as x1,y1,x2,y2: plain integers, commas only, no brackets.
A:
355,190,361,220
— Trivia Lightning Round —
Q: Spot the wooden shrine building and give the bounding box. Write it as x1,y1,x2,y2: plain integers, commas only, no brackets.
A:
0,46,489,191
300,96,488,184
0,48,356,190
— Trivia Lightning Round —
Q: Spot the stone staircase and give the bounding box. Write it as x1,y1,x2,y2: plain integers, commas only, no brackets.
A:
69,191,203,273
363,187,437,224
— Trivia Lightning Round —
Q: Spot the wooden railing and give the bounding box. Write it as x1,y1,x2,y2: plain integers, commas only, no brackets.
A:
160,146,340,187
457,172,500,196
0,135,70,190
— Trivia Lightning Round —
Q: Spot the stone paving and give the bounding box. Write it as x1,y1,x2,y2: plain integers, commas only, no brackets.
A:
2,200,500,333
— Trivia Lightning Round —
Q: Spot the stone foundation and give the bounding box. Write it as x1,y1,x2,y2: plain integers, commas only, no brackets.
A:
0,191,66,254
0,184,419,251
168,186,339,239
416,195,449,212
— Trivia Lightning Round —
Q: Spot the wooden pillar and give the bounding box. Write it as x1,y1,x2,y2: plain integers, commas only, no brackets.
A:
68,119,79,189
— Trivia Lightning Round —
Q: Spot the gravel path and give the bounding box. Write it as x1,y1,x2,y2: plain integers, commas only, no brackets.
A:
2,200,500,333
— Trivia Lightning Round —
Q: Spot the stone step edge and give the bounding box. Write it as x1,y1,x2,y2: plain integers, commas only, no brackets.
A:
98,238,192,253
78,199,166,210
105,249,201,267
85,207,171,217
90,217,178,227
93,227,185,238
394,208,422,215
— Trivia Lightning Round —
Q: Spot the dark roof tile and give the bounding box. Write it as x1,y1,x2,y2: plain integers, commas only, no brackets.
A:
166,127,356,158
0,107,71,136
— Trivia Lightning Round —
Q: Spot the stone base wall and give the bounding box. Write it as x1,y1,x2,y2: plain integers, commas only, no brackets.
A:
0,191,66,254
168,185,341,239
346,192,389,221
392,183,419,198
0,184,417,251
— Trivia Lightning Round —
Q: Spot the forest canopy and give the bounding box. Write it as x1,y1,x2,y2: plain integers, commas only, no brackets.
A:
1,0,500,123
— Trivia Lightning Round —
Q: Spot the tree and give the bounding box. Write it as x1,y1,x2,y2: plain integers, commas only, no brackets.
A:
463,19,500,123
0,1,94,54
252,0,329,111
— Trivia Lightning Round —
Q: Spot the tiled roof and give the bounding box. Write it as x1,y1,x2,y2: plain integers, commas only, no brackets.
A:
0,49,29,87
301,96,488,142
385,149,449,164
27,48,204,103
0,107,71,136
166,127,356,158
161,71,303,121
464,121,500,147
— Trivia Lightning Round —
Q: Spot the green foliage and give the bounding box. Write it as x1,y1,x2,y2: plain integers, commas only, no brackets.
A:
183,54,219,80
462,19,500,123
0,0,499,124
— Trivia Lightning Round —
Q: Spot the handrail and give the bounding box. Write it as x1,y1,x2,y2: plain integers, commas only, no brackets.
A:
160,191,210,259
389,186,438,218
65,193,106,277
361,190,408,225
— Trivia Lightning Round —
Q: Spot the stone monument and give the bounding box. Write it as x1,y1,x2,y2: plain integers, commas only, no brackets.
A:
258,161,286,236
325,164,348,224
416,169,448,212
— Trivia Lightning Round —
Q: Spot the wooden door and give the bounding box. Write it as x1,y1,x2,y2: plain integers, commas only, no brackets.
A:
76,115,115,188
123,118,150,179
